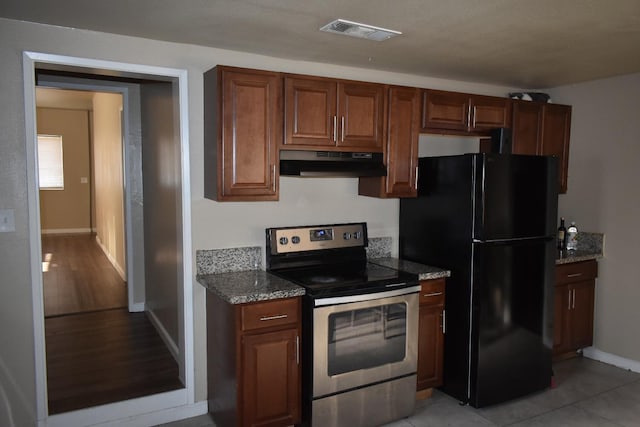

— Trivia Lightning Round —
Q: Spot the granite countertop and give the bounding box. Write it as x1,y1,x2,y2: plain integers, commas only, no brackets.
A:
197,270,305,305
556,249,603,265
369,258,451,281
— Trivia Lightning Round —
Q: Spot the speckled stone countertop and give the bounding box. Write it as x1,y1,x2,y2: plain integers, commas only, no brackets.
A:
556,231,604,264
556,249,603,264
197,270,305,305
369,258,451,281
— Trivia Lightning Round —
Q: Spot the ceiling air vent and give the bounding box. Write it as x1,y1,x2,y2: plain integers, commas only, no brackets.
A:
320,19,402,41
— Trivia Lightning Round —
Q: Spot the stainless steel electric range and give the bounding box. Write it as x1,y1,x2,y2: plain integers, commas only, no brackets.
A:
266,222,420,427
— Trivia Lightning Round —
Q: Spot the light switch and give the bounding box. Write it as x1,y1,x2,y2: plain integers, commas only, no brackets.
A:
0,209,15,232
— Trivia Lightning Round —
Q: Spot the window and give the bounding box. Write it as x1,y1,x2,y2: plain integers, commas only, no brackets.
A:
37,134,64,190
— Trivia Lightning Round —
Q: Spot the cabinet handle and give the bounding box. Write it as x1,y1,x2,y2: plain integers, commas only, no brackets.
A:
441,310,446,334
271,164,276,192
333,116,337,142
295,335,300,365
259,314,288,321
341,116,345,142
423,292,443,297
568,290,572,310
415,166,419,190
472,105,477,128
567,273,583,278
467,105,472,129
572,289,576,309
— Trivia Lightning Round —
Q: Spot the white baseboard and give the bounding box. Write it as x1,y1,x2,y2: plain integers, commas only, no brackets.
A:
146,308,180,363
95,235,127,282
41,228,91,235
583,347,640,373
129,302,145,313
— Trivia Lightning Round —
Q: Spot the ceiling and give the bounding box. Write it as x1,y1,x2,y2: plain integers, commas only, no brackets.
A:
2,0,640,88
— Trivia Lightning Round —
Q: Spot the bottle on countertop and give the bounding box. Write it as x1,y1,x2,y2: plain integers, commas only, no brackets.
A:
566,221,578,250
557,217,567,250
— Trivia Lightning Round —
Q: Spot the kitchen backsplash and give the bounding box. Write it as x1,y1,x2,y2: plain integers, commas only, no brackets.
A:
366,237,393,259
196,247,261,275
577,232,604,254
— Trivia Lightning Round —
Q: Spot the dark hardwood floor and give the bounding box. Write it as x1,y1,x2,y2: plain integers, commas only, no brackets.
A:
42,234,127,317
42,234,183,414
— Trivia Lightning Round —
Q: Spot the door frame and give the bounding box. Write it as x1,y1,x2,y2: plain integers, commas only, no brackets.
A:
23,51,199,426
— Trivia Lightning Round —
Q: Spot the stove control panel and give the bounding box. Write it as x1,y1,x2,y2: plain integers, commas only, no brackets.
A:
268,222,367,254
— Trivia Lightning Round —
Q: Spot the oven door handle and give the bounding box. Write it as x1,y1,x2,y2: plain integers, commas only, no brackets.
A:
314,284,421,307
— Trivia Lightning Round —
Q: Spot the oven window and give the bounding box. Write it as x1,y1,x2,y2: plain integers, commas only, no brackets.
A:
327,303,407,376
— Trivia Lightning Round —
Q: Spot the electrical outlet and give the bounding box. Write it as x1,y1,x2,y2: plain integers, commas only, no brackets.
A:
80,177,88,184
0,209,15,232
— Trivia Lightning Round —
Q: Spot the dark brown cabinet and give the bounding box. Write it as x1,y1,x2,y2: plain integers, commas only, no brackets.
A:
553,260,597,358
207,295,301,427
421,89,511,135
359,86,419,198
512,101,572,193
417,278,445,392
204,66,281,201
284,75,385,151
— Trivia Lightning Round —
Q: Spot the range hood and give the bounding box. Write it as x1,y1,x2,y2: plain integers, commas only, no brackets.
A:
279,150,387,177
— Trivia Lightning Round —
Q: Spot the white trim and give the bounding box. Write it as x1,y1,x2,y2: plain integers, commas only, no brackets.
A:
147,308,180,362
583,347,640,373
24,51,196,425
44,392,207,427
40,228,92,235
129,302,145,313
95,234,127,282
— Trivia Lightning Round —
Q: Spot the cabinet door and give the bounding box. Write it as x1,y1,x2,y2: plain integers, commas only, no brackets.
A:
417,303,444,390
205,67,280,201
570,281,595,349
541,104,571,193
242,328,300,427
284,76,337,147
512,101,543,155
553,284,571,356
359,86,418,198
337,81,385,150
470,95,512,130
421,90,470,132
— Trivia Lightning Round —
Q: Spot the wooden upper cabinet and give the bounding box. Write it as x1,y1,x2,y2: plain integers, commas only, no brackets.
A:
512,101,572,193
284,75,384,151
541,104,572,194
204,66,281,201
512,100,544,155
421,89,511,134
359,86,419,198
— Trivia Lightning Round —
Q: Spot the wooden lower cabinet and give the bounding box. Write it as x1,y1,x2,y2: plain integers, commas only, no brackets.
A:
207,294,301,427
553,260,597,358
417,278,445,391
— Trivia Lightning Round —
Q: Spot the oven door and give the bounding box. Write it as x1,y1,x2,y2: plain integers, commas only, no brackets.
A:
312,286,420,398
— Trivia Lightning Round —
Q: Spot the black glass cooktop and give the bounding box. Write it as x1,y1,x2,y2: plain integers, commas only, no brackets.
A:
273,262,419,297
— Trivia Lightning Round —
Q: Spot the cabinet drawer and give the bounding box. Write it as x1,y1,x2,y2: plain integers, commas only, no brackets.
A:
240,297,300,331
556,260,598,286
419,279,446,306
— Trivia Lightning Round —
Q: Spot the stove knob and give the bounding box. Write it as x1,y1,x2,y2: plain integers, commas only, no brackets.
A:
279,237,289,245
343,232,351,240
291,236,301,244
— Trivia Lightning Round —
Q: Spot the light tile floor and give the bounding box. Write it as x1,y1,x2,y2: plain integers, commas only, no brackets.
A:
160,357,640,427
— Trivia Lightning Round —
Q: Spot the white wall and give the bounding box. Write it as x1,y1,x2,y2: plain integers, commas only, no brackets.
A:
551,73,640,363
0,17,520,425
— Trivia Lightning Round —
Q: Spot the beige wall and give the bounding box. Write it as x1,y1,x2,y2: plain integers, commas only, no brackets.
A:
550,73,640,362
36,107,91,232
0,17,524,425
92,92,127,279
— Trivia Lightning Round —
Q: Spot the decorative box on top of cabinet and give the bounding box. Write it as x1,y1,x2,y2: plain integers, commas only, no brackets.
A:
204,66,281,201
553,260,597,359
511,100,572,193
207,294,301,427
283,74,385,151
417,278,446,395
359,85,420,198
421,89,512,135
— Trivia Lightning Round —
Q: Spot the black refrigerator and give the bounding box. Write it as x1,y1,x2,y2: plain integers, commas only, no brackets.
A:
399,153,558,408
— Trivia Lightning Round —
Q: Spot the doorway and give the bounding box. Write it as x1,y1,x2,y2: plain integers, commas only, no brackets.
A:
24,52,197,426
